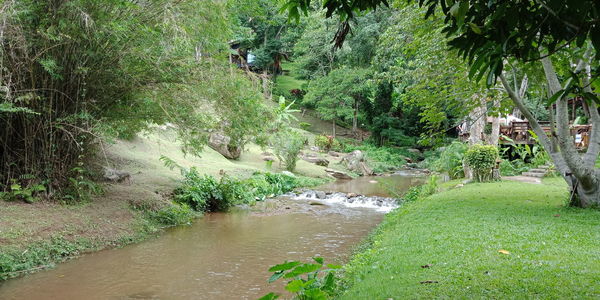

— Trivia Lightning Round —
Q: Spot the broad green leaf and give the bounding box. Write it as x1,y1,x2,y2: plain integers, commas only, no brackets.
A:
313,257,324,265
285,279,305,293
257,292,279,300
268,271,285,283
283,263,322,278
268,261,301,272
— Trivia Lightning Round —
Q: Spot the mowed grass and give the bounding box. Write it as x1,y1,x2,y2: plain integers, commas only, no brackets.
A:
340,178,600,299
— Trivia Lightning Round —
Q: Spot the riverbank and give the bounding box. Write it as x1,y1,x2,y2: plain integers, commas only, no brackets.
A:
0,128,335,281
339,178,600,298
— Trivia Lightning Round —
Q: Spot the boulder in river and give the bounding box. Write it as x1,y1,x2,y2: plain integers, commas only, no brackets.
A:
208,132,241,160
325,168,353,179
340,150,374,176
315,191,326,199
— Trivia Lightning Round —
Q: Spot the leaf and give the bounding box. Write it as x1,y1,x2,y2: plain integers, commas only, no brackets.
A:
582,92,600,105
268,261,301,272
326,264,342,269
257,292,279,300
283,263,322,278
498,249,510,255
546,89,567,106
285,279,305,293
468,22,482,34
268,271,285,283
313,257,324,265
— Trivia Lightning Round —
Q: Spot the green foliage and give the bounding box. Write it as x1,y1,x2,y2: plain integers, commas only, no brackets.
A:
147,203,197,227
299,122,312,131
173,170,225,212
314,135,342,152
262,257,341,300
0,179,46,203
421,141,468,179
345,144,415,173
464,145,499,182
303,67,371,126
0,0,269,200
0,236,90,281
402,175,439,203
271,130,306,172
173,170,320,212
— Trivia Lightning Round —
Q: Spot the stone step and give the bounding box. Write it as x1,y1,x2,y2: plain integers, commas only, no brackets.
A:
522,172,546,178
537,165,549,170
528,169,547,174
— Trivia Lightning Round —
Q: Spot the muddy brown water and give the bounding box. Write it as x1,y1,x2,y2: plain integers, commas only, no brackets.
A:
0,175,423,300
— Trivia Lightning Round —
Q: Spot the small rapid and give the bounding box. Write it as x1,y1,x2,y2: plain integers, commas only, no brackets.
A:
290,190,400,213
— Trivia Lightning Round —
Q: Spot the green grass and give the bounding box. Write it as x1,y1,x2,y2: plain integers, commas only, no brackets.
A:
340,178,600,299
274,62,307,98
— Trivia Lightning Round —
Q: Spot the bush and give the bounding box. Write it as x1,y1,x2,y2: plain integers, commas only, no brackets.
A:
464,145,499,182
314,135,342,152
272,130,306,171
173,170,326,212
344,144,415,173
173,169,222,212
420,141,468,179
299,122,312,131
149,203,196,226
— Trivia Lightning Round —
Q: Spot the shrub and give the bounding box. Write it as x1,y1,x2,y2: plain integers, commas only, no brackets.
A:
314,135,342,152
344,144,414,173
272,130,306,172
173,170,325,212
420,141,468,179
464,145,499,182
149,203,196,226
299,122,312,131
173,169,218,212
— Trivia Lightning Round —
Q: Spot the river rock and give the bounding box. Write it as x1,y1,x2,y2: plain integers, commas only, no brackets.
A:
340,150,374,176
302,156,329,167
262,156,275,162
208,132,241,160
103,167,131,183
316,191,326,199
281,171,296,177
407,148,422,155
328,151,342,157
325,168,353,179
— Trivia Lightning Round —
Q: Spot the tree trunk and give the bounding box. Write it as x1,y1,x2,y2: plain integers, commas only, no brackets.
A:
500,53,600,207
468,95,486,145
332,118,336,139
487,100,501,146
352,99,358,137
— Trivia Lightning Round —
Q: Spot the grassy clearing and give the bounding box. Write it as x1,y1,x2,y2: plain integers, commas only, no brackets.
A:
274,62,307,98
340,178,600,299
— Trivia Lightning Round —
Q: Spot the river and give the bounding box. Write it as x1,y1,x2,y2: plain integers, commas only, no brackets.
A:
0,174,424,299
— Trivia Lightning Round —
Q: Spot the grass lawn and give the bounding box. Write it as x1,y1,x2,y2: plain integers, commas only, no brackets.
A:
340,178,600,299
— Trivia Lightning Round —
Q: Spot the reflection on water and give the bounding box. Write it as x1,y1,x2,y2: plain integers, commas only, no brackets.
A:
317,174,425,197
0,175,423,300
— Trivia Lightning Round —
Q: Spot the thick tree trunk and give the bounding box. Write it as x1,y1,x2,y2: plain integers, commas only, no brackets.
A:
468,95,486,145
500,53,600,207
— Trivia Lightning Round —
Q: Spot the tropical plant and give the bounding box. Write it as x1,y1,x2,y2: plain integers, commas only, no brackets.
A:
271,129,306,172
260,257,341,300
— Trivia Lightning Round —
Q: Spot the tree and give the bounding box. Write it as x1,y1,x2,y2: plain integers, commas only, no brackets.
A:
303,67,371,137
284,0,600,206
